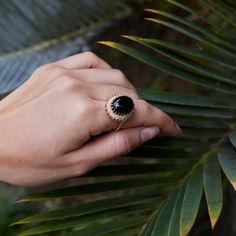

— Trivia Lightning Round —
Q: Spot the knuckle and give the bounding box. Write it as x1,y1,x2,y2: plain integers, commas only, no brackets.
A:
52,74,80,93
75,100,94,117
74,163,88,176
129,91,140,100
163,114,175,128
114,134,132,156
137,100,154,126
60,77,78,90
33,63,55,75
113,69,133,88
48,67,79,87
83,51,98,60
113,69,126,81
49,66,68,79
63,80,84,96
112,69,138,94
156,108,172,126
68,160,88,177
139,100,152,117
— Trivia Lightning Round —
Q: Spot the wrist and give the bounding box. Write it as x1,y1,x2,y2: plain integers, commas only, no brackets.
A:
0,107,11,184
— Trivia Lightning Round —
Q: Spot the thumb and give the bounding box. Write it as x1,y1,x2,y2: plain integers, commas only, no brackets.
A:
77,126,160,166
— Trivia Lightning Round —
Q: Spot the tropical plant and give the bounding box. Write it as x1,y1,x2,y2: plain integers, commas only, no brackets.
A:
0,0,134,92
1,0,236,235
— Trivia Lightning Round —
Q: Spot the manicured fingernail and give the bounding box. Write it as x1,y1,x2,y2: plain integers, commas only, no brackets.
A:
175,123,182,133
140,127,160,143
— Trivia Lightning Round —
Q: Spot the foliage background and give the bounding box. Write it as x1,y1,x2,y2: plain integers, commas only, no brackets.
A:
0,0,236,235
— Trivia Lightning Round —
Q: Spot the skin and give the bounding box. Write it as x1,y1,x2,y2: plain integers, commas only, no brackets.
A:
0,52,180,187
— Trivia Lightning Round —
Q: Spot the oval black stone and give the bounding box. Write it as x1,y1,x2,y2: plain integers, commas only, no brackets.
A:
111,96,134,115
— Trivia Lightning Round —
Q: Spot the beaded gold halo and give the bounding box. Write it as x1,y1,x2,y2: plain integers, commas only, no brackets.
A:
105,94,135,130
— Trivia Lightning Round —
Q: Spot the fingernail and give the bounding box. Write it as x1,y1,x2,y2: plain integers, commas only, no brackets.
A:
140,127,160,143
175,123,182,133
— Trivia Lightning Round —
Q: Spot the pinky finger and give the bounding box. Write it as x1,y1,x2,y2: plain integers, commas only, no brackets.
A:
65,126,160,177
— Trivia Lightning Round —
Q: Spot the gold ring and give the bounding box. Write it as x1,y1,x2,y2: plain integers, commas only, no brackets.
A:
105,94,134,131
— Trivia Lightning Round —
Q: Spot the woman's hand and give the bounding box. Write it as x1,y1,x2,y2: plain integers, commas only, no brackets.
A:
0,52,180,186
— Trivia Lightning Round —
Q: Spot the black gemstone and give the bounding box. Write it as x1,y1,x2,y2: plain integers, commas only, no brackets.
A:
111,96,134,115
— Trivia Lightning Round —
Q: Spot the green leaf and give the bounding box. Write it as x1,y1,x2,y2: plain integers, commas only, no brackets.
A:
100,227,139,236
146,136,207,149
141,193,176,236
199,0,236,29
0,0,132,93
14,192,160,224
203,155,223,228
167,0,236,40
150,192,177,236
172,115,231,129
152,102,236,119
18,203,154,235
145,9,236,51
229,131,236,148
145,18,236,59
182,127,227,141
132,36,236,70
98,42,236,95
18,177,175,202
167,185,187,236
138,88,236,109
180,166,203,236
127,146,202,160
140,211,159,236
218,143,236,190
62,215,145,236
0,0,130,55
125,36,236,86
85,163,190,177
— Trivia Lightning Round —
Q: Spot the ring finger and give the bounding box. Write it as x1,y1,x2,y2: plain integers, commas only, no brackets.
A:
90,99,180,136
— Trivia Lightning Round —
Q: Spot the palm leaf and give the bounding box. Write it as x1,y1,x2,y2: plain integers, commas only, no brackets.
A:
180,166,203,236
203,155,223,228
13,192,160,224
9,0,236,235
99,41,236,95
167,185,187,236
0,0,132,93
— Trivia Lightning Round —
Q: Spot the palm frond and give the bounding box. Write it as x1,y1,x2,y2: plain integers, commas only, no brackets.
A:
0,0,131,93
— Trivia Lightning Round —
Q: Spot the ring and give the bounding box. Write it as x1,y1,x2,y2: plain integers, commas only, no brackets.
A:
105,94,134,131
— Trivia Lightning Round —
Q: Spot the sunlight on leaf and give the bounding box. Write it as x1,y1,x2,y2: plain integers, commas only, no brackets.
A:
167,185,186,236
229,131,236,148
218,144,236,191
204,155,223,228
180,166,203,236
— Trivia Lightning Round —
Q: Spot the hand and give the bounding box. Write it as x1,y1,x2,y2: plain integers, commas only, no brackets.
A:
0,52,180,186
